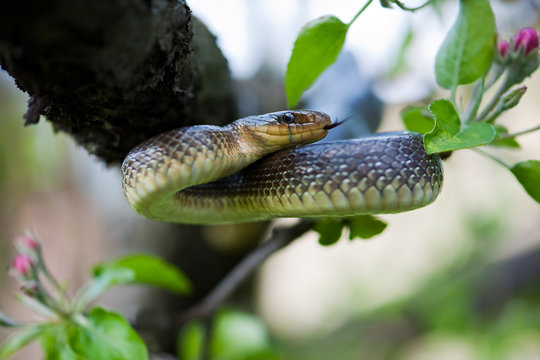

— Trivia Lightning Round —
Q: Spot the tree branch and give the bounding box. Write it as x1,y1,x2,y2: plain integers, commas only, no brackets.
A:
178,220,315,324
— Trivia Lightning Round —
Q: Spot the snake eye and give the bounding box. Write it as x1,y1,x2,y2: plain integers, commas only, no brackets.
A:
280,112,295,124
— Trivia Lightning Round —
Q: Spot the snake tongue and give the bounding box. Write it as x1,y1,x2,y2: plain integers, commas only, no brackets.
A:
324,117,349,130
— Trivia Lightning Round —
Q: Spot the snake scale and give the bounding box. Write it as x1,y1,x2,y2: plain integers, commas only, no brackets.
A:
121,110,443,224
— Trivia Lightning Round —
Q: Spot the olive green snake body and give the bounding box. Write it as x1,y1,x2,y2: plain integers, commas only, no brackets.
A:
121,110,443,224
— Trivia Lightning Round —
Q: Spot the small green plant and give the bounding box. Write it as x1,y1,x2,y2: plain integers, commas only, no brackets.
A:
0,233,191,360
286,0,540,244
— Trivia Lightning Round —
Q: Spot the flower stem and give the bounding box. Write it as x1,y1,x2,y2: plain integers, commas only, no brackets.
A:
349,0,374,26
476,74,510,121
37,258,71,313
463,79,484,123
501,124,540,139
16,293,59,319
394,0,434,11
484,63,505,89
484,108,503,124
472,148,510,169
450,86,458,109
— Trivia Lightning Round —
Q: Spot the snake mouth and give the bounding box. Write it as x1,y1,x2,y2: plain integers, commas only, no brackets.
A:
232,110,334,152
252,110,333,147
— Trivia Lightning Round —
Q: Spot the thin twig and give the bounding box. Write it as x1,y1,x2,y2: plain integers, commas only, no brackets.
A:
178,220,315,324
472,148,510,169
349,0,374,26
501,124,540,139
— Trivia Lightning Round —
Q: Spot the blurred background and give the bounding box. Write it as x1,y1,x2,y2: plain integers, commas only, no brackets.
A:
2,0,540,359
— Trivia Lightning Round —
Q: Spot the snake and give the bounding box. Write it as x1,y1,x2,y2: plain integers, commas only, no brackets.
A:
121,110,443,224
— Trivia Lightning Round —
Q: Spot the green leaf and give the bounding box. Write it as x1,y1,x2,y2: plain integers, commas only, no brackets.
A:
285,15,349,107
177,321,204,360
511,160,540,203
490,125,520,148
74,267,135,309
425,99,496,153
401,106,435,134
435,0,495,89
0,325,44,359
179,310,277,360
211,310,274,360
347,215,388,240
313,219,344,246
94,254,192,295
67,307,148,360
41,324,82,360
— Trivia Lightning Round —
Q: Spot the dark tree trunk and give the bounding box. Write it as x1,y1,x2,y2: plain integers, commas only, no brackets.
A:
0,0,237,164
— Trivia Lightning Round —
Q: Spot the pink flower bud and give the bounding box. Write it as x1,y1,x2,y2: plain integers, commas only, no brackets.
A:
12,255,33,277
498,41,509,58
514,27,539,55
16,235,39,251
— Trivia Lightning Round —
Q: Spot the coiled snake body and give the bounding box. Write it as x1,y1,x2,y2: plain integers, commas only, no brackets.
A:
122,110,443,224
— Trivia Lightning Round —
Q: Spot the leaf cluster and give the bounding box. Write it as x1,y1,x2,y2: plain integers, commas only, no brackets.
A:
285,0,540,220
0,255,191,360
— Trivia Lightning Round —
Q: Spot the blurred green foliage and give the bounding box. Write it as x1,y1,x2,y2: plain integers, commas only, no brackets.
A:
184,211,540,360
0,79,68,199
178,309,280,360
280,212,540,359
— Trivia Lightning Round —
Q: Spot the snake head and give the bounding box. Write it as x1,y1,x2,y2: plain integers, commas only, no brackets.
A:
234,110,332,155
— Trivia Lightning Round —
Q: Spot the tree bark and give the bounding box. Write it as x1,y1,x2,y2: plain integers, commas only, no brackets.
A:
0,0,237,164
